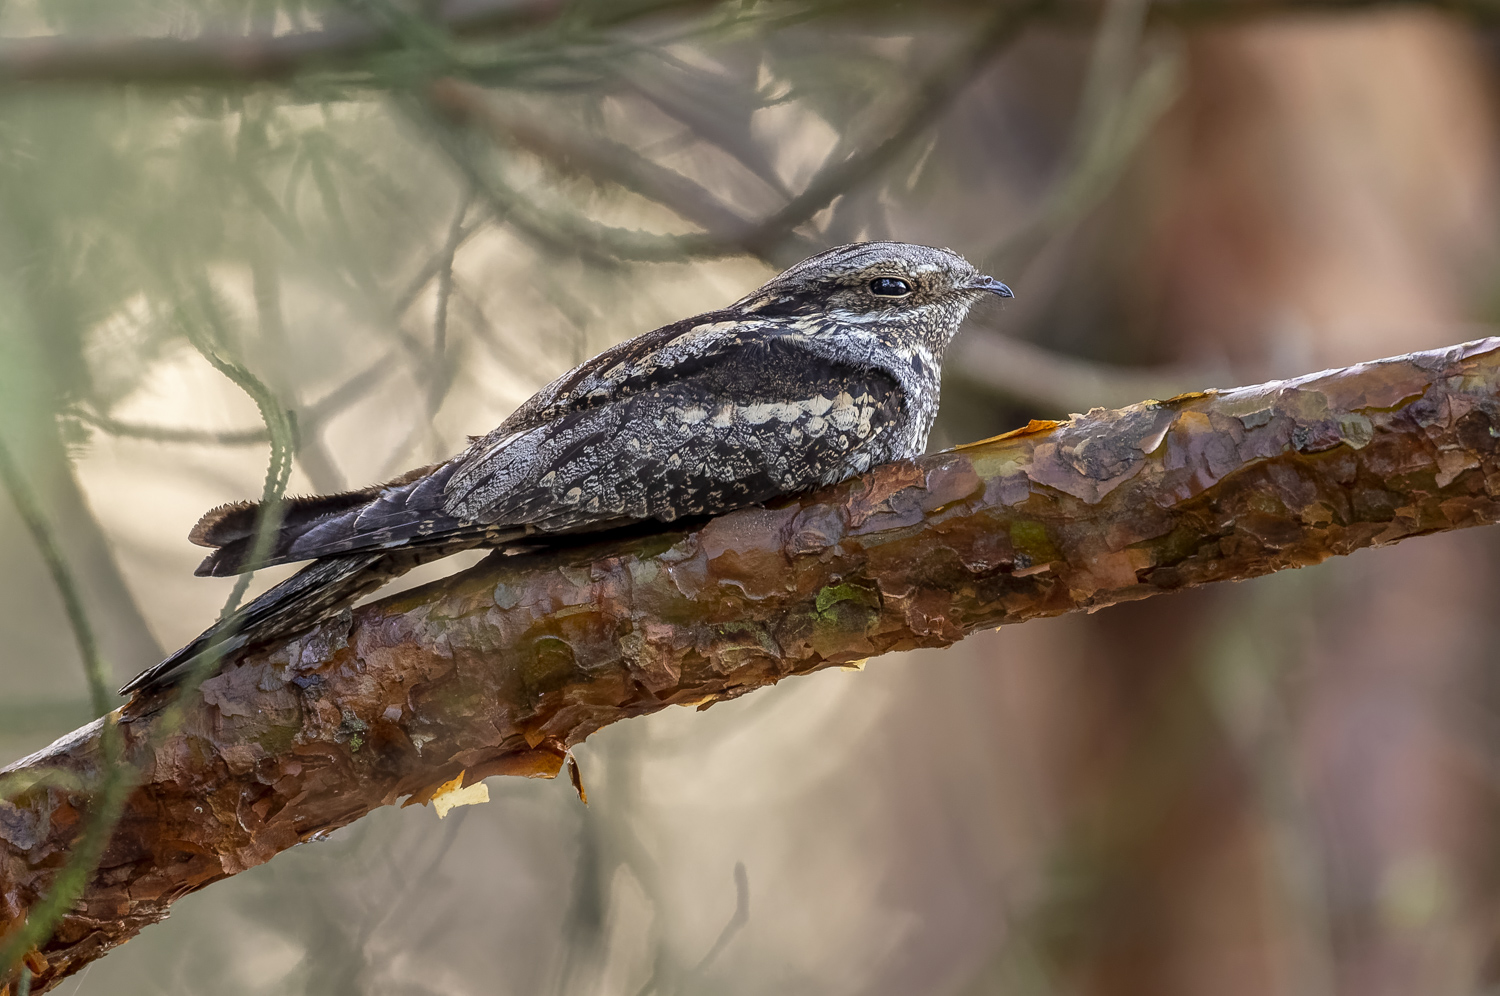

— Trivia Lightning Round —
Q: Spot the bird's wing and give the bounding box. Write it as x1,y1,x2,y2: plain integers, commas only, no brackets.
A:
128,338,903,693
190,459,526,577
193,328,905,575
490,309,764,435
443,333,908,530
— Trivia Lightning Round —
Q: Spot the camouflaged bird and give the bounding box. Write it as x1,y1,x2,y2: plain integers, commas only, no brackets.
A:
121,241,1012,695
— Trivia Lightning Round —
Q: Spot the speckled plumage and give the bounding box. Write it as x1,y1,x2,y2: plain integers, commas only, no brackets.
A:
122,242,1010,694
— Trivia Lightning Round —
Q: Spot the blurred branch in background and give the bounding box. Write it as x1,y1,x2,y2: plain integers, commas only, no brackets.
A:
951,326,1229,412
0,0,1492,87
0,0,572,84
0,438,113,717
178,288,297,608
419,0,1046,266
7,337,1500,992
426,78,757,245
982,0,1180,268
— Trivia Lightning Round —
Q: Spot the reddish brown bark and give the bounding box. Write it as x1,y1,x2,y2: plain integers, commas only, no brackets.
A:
7,338,1500,991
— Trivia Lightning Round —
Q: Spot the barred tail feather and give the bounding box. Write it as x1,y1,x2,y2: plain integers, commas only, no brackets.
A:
123,526,520,695
119,552,391,695
190,462,466,578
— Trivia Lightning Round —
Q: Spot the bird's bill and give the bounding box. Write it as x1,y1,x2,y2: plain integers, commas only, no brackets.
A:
965,274,1014,298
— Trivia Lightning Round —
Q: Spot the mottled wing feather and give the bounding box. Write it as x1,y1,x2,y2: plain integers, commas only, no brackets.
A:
492,310,751,434
198,329,906,574
444,336,907,530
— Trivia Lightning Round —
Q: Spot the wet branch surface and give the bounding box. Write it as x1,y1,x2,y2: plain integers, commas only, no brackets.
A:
9,338,1500,990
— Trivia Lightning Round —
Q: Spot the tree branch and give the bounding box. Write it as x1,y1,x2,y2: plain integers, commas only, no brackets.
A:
0,1,1492,87
0,0,1000,87
418,0,1043,267
0,0,911,88
426,79,754,239
9,338,1500,991
950,329,1231,413
0,0,569,84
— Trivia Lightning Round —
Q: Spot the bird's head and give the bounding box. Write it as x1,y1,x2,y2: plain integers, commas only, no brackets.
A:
733,241,1012,349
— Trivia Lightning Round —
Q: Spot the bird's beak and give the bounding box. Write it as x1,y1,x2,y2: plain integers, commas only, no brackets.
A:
966,274,1014,298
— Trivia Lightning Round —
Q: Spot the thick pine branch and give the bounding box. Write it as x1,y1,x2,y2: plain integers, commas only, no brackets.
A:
7,338,1500,990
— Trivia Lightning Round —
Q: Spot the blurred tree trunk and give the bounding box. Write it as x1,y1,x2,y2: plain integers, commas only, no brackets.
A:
999,9,1500,995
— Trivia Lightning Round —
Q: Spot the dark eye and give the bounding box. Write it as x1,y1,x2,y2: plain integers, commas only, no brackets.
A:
868,277,912,297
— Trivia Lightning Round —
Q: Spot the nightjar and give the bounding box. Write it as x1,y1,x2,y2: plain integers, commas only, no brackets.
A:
122,241,1011,694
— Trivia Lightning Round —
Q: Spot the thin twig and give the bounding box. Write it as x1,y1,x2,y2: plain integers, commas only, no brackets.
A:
453,276,558,374
433,187,474,361
640,862,749,995
411,111,677,268
723,0,1051,262
950,328,1231,413
181,288,296,612
429,79,753,237
622,67,792,199
373,188,475,476
69,410,272,447
393,211,493,318
69,354,394,451
431,2,1043,267
981,30,1182,267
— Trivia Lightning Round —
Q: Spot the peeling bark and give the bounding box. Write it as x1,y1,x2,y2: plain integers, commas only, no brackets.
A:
7,338,1500,990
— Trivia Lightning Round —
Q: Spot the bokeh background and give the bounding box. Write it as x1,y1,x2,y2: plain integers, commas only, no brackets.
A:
5,1,1500,993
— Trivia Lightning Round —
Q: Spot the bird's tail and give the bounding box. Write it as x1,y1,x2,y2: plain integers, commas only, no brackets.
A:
188,461,458,578
119,537,494,696
119,552,391,695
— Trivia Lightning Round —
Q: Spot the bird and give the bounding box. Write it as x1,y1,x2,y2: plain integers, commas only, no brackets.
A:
120,241,1012,695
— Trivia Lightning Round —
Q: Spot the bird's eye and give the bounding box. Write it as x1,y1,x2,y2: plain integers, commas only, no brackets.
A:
868,277,912,297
